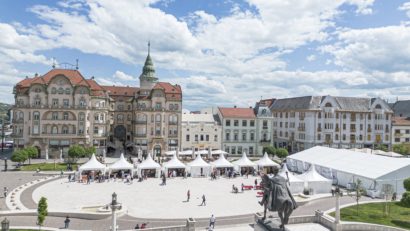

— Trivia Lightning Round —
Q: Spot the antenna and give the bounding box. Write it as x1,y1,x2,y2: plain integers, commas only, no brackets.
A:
52,57,56,69
76,59,79,70
148,41,150,54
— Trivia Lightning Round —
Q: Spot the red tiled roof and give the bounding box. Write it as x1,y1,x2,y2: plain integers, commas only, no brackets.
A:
392,117,410,126
218,107,255,118
153,82,182,94
41,69,86,85
102,86,139,96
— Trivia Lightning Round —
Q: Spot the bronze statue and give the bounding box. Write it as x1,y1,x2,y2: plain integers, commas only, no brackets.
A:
258,166,297,230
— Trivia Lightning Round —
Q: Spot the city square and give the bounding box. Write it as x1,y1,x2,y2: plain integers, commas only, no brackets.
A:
1,0,410,231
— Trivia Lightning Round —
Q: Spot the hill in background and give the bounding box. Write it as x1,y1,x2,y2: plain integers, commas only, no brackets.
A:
0,103,12,122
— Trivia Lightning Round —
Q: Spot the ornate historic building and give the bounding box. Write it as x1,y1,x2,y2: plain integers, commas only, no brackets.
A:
12,48,182,158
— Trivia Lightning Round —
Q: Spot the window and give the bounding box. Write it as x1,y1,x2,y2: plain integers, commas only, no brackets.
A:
51,87,56,94
155,102,162,109
63,112,68,120
52,126,58,134
65,88,71,94
58,87,64,94
250,120,255,126
52,99,58,107
186,135,190,141
94,126,98,134
335,134,339,140
34,97,41,106
169,104,174,110
200,134,204,141
263,120,268,129
234,120,239,126
33,112,40,120
62,126,69,134
226,120,231,126
52,112,58,120
206,135,209,141
242,120,247,126
342,134,346,141
231,146,236,154
250,132,255,141
395,138,401,142
214,135,218,142
195,134,198,141
234,133,238,141
242,132,246,141
79,113,85,121
155,114,161,122
79,98,86,107
117,114,124,122
63,99,69,108
127,114,131,121
317,134,321,140
225,132,230,141
238,146,242,154
249,146,254,155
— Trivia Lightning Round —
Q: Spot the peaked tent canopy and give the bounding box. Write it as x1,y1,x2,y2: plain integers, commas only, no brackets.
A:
187,154,211,177
163,154,186,169
233,152,257,168
79,154,106,174
211,150,228,155
211,153,234,168
254,152,279,167
299,164,332,194
279,164,304,194
109,153,134,171
137,153,161,177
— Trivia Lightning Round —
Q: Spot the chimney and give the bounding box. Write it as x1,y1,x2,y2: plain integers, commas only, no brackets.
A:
234,105,237,108
34,73,38,77
91,76,95,80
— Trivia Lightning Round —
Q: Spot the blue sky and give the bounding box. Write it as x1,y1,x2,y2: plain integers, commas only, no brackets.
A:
1,0,410,110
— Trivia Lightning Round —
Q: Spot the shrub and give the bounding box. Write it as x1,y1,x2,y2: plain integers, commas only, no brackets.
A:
404,178,410,191
401,192,410,208
11,149,28,164
263,146,276,156
276,148,289,159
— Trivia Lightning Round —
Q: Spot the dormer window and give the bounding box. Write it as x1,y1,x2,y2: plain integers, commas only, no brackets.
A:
375,104,382,109
325,103,332,107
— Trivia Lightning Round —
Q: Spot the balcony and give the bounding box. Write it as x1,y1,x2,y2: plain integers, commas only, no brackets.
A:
317,127,322,132
168,133,178,138
351,129,356,132
367,128,372,132
169,121,178,125
260,139,271,143
262,126,268,130
335,127,340,132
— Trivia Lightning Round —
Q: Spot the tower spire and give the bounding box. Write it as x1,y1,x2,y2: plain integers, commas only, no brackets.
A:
148,41,150,55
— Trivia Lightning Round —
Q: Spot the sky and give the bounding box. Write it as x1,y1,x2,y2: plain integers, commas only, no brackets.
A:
2,0,410,110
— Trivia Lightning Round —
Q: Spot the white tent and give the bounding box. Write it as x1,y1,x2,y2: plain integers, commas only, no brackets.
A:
187,154,211,177
254,152,279,168
299,164,332,194
109,153,134,173
164,150,177,156
179,150,193,156
287,146,410,196
137,153,161,178
232,152,257,174
79,154,106,175
279,164,305,194
163,154,186,171
211,150,228,155
211,153,234,169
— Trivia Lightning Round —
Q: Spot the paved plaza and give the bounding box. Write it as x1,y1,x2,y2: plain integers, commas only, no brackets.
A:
33,176,263,219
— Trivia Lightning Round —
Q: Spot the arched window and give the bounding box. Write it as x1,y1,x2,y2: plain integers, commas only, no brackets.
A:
117,114,124,122
155,114,161,122
33,111,40,120
52,126,58,134
375,104,382,109
65,88,71,94
51,87,56,94
58,87,64,94
169,104,174,110
19,112,24,119
79,98,86,107
325,102,332,107
34,96,41,106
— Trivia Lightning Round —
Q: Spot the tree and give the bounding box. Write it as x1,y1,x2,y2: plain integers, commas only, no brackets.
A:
25,146,38,164
37,196,48,228
393,144,409,155
262,146,276,156
404,178,410,191
276,148,289,159
11,149,28,164
67,145,85,163
375,144,388,152
84,146,96,157
348,179,366,216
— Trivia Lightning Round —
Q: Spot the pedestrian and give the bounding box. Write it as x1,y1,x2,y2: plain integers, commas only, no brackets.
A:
187,190,190,202
209,214,216,229
255,179,258,187
60,169,64,178
3,187,8,198
201,194,206,206
135,224,140,229
64,216,70,229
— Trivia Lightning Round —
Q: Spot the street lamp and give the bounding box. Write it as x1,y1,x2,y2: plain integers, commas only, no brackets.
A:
1,217,10,231
3,157,7,172
110,192,122,231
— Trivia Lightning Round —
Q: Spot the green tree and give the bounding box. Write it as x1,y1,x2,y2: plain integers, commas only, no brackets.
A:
401,192,410,207
348,179,366,216
11,149,28,164
37,196,48,228
25,146,38,164
84,146,96,157
393,144,409,155
262,146,276,156
375,144,388,152
276,148,289,159
68,145,85,163
404,178,410,191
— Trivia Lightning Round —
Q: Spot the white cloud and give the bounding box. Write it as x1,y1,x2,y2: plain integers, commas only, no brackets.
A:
113,71,135,81
306,55,316,62
399,2,410,18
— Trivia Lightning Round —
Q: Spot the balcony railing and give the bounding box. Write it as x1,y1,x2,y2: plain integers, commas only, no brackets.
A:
168,133,178,137
169,121,178,125
260,139,271,143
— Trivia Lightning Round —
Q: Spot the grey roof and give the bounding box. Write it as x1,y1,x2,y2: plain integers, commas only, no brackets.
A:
392,100,410,117
270,96,392,112
270,96,322,110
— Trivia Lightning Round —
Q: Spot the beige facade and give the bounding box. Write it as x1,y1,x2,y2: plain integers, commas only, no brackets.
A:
12,51,182,158
181,113,222,151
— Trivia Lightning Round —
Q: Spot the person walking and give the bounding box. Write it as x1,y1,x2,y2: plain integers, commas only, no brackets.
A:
200,194,206,206
209,214,216,229
187,190,190,202
3,187,8,198
64,216,70,229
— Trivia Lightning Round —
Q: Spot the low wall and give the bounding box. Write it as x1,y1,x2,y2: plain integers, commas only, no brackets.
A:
0,210,113,220
121,218,196,231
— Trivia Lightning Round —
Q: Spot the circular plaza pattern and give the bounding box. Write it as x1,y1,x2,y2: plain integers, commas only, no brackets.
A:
33,176,263,219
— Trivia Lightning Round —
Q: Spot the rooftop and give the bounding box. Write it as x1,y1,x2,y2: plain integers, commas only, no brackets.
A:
218,107,256,118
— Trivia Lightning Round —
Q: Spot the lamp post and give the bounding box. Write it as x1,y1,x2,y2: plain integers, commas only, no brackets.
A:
334,186,342,230
110,192,122,231
1,217,10,231
3,157,7,172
